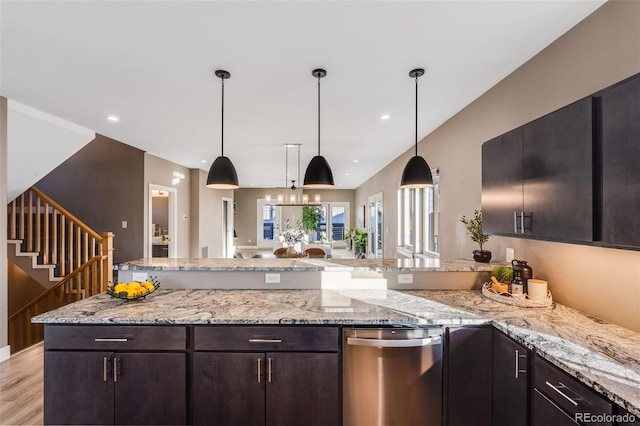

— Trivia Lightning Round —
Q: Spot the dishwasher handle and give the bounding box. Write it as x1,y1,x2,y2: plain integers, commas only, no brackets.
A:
347,335,441,348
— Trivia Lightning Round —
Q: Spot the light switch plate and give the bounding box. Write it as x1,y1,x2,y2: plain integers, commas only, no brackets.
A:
265,273,280,284
121,221,127,228
132,272,148,282
398,273,414,284
506,248,515,263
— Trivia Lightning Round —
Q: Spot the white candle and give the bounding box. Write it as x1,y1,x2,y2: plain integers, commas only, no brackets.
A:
527,279,548,300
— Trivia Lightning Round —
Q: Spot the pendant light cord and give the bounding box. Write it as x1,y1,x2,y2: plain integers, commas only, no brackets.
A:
221,77,225,157
317,75,321,156
415,74,418,157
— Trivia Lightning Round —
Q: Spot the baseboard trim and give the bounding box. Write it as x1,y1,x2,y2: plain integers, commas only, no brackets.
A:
0,345,11,363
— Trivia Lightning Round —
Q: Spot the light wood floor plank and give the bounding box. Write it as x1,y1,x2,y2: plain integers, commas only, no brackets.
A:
0,343,43,426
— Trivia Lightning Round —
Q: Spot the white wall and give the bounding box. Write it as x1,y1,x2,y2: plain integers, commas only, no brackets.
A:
7,100,94,201
355,0,640,332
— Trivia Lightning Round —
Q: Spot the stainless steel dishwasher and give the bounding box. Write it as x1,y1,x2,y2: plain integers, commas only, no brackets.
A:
343,327,443,426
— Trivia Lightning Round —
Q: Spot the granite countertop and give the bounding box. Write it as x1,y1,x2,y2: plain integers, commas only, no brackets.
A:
115,257,496,272
32,289,640,416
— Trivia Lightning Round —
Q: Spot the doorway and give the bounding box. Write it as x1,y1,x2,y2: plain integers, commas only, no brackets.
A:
222,197,234,258
148,184,177,258
368,193,383,258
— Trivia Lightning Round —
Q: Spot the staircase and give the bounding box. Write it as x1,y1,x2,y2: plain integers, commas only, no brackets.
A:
7,186,114,353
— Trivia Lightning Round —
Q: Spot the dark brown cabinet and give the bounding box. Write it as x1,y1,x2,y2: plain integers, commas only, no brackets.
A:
43,325,187,426
446,326,493,426
492,329,528,426
600,75,640,248
532,354,612,426
482,97,594,243
192,326,340,426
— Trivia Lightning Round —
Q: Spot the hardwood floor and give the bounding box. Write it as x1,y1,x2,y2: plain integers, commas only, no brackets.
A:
0,343,43,425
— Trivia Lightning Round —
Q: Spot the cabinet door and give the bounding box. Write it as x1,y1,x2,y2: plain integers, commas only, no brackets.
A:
532,388,578,426
493,330,528,426
446,327,493,426
266,352,340,426
192,352,266,426
44,351,114,425
601,75,640,247
522,97,593,242
114,353,186,425
482,127,524,235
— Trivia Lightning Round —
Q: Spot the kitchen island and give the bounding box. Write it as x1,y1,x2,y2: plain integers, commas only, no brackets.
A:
34,288,640,419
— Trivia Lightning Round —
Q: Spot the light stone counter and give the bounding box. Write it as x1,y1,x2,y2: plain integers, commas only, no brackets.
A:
32,289,640,416
115,257,496,272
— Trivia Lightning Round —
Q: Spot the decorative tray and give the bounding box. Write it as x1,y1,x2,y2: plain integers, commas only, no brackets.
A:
481,282,553,308
107,277,160,300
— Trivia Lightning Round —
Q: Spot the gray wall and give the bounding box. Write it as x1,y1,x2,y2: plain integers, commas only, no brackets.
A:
189,169,234,258
143,154,192,258
355,0,640,332
36,134,145,264
151,196,169,233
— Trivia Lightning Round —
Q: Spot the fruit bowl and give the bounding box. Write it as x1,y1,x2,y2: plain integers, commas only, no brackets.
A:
107,277,160,300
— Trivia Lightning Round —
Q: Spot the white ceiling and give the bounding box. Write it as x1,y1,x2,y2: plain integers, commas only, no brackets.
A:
0,0,605,189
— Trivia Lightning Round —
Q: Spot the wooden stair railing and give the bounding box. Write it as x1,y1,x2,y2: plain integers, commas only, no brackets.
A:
8,186,114,286
7,186,115,353
8,256,106,353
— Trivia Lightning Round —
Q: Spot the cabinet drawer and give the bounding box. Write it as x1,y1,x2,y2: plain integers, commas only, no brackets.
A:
194,326,339,351
44,325,186,350
534,355,612,422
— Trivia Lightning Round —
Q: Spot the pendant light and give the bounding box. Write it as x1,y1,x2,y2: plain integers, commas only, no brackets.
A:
400,68,433,188
206,69,239,189
303,68,334,188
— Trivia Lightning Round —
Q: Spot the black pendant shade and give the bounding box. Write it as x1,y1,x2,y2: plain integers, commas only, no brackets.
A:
400,68,433,189
304,68,334,188
206,69,239,189
207,155,239,189
304,155,334,188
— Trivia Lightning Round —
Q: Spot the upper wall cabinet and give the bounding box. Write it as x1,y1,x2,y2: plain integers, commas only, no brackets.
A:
482,97,594,243
600,76,640,248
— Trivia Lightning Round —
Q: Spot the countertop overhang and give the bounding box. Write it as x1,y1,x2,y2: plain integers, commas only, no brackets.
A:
33,288,640,417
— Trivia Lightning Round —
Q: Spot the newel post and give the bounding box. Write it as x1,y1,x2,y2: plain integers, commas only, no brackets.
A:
101,232,114,290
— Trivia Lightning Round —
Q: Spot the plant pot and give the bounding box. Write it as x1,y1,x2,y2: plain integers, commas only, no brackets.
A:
473,250,492,263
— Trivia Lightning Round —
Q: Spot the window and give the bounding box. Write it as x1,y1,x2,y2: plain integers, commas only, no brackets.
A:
397,171,439,256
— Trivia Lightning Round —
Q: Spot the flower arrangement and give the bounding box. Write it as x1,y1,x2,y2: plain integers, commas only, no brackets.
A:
278,220,306,247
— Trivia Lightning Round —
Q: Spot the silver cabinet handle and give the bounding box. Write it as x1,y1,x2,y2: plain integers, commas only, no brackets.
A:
113,357,118,383
95,338,128,342
248,338,283,343
257,358,261,383
514,350,527,378
514,211,519,233
103,357,108,382
520,211,525,234
347,336,441,348
545,381,578,407
268,358,273,383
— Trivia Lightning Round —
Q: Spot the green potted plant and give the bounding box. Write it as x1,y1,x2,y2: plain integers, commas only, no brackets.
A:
352,228,368,256
302,206,324,241
460,209,491,262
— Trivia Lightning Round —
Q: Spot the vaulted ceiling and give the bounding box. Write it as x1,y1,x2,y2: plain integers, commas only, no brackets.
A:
1,0,605,188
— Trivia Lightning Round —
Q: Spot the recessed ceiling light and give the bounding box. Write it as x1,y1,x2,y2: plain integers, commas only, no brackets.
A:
345,173,350,176
201,160,207,163
380,114,390,120
353,159,359,163
107,115,119,122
